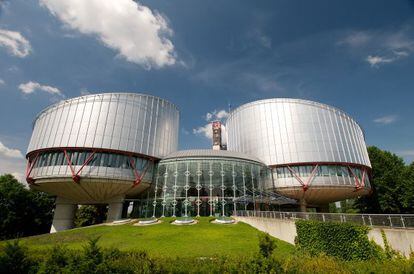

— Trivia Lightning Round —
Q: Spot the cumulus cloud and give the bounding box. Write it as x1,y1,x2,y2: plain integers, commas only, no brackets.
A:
0,140,26,184
40,0,176,69
0,28,31,57
194,109,229,145
193,123,213,140
0,141,23,158
205,109,229,122
373,115,398,125
18,81,63,97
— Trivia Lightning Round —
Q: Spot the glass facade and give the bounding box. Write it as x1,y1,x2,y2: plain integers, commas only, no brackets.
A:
273,165,370,188
144,154,294,218
30,150,154,183
34,150,150,170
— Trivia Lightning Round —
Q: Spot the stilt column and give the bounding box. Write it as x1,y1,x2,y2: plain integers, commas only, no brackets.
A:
50,197,77,233
299,199,307,212
107,197,124,222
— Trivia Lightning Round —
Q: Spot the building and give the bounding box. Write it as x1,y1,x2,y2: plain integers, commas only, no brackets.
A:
25,93,179,232
148,149,293,218
226,98,372,211
25,94,372,232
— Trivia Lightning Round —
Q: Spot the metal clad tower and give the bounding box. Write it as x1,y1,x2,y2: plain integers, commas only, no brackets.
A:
226,98,372,210
26,93,179,231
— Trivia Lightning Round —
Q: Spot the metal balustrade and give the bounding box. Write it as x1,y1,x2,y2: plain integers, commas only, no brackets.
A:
235,210,414,229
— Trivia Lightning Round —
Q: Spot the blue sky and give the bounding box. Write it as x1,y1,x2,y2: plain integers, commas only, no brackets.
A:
1,0,414,180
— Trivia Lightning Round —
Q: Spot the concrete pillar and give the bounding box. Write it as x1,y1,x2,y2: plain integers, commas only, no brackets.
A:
107,197,124,222
299,199,307,212
50,197,77,233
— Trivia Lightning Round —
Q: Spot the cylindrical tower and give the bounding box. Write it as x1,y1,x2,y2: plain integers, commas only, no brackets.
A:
226,98,371,207
25,93,179,230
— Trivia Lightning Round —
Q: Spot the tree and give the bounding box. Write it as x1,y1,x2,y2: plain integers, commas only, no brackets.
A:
74,205,107,227
401,162,414,212
0,174,54,240
353,146,410,214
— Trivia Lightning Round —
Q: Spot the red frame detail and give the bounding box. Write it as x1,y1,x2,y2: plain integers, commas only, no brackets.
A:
274,162,370,192
25,153,39,185
285,164,319,191
129,157,152,188
25,147,157,185
347,166,366,191
63,149,97,183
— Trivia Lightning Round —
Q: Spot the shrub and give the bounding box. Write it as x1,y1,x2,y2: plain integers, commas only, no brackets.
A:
295,220,383,261
0,240,37,274
37,245,71,274
258,233,277,258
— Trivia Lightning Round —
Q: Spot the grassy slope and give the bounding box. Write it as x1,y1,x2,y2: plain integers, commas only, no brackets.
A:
4,217,294,258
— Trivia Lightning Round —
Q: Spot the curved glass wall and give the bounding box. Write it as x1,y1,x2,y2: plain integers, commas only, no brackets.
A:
142,157,293,218
30,150,154,182
273,165,371,188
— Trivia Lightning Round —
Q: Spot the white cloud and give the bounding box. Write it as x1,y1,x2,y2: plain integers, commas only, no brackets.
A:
192,122,227,144
40,0,176,69
205,109,229,122
0,28,31,57
0,79,5,85
373,115,398,125
339,28,414,68
194,109,229,145
18,81,64,97
0,141,23,159
366,55,395,67
193,123,213,140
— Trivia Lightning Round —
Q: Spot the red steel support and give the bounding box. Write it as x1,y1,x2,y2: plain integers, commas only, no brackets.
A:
286,164,319,191
25,153,39,185
347,166,366,191
129,157,152,188
63,149,96,183
26,147,156,185
75,151,96,177
63,149,76,177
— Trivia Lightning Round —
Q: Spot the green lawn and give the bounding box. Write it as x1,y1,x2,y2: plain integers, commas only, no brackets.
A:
3,217,294,258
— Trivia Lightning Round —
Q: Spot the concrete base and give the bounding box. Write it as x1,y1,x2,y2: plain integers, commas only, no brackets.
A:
107,198,124,222
234,216,414,257
299,199,307,212
50,197,77,233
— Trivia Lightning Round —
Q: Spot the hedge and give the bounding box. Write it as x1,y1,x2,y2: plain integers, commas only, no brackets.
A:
295,220,383,261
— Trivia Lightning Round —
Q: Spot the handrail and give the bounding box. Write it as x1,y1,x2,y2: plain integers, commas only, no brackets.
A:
236,210,414,229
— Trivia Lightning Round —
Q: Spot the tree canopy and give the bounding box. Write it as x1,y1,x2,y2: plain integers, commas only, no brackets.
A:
353,146,414,214
0,174,54,240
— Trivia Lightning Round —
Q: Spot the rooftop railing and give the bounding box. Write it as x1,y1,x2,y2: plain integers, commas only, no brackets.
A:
235,210,414,229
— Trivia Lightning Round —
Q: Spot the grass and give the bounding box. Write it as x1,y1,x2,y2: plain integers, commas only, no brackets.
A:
1,217,294,258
